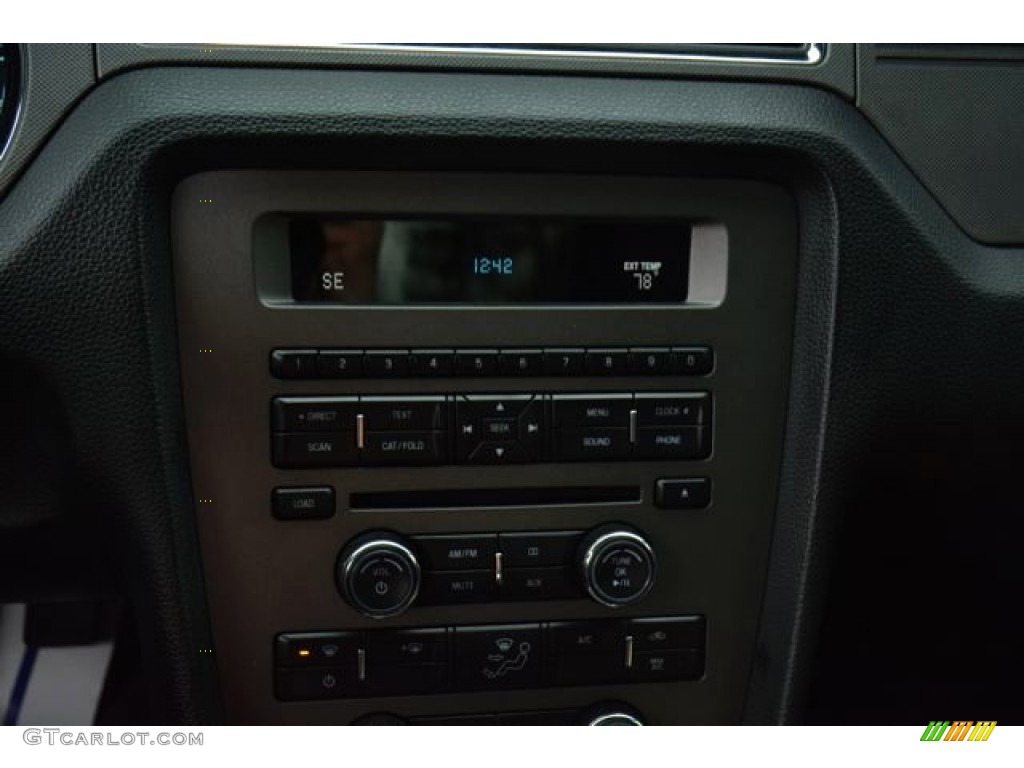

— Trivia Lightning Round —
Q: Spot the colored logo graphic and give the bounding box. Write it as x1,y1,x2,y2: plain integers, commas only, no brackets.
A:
920,721,996,741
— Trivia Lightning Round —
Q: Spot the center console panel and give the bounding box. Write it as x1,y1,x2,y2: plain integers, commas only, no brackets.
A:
171,171,797,724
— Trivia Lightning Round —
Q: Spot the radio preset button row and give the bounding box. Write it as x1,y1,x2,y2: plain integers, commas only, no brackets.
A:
271,346,714,379
274,615,705,701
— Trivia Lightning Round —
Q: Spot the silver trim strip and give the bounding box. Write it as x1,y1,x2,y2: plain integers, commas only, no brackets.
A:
325,43,824,66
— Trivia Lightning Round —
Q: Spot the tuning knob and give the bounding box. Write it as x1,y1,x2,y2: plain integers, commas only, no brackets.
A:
582,703,645,726
336,532,421,618
578,524,656,607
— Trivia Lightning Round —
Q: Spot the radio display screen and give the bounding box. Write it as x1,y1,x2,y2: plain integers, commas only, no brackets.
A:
286,216,691,304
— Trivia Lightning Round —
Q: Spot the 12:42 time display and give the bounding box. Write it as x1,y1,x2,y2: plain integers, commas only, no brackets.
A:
472,256,514,275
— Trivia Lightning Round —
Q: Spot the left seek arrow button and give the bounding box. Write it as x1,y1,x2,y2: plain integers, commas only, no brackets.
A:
272,433,358,468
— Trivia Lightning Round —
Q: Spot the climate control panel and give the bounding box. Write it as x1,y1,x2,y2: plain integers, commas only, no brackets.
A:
274,615,706,701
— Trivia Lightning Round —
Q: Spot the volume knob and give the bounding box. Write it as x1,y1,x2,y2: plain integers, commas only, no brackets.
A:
578,525,656,607
337,533,421,618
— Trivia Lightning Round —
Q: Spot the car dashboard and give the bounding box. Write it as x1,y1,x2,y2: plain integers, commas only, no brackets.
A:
1,42,1023,726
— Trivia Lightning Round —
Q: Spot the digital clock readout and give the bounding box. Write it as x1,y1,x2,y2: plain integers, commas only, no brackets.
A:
472,256,514,275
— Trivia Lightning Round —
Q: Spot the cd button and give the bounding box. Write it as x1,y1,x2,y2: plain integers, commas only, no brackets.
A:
499,531,582,568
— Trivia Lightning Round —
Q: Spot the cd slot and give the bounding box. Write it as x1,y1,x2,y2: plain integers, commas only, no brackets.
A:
350,485,642,511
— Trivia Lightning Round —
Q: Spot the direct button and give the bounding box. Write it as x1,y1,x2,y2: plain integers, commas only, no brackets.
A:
413,534,498,571
272,487,335,521
272,396,358,432
360,396,446,431
363,431,446,466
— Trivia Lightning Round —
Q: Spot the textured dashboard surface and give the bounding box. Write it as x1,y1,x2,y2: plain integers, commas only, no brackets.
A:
858,43,1024,244
0,44,94,197
1,64,1021,723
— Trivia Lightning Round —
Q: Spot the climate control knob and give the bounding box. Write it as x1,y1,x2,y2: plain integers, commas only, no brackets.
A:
337,532,421,618
578,525,656,607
